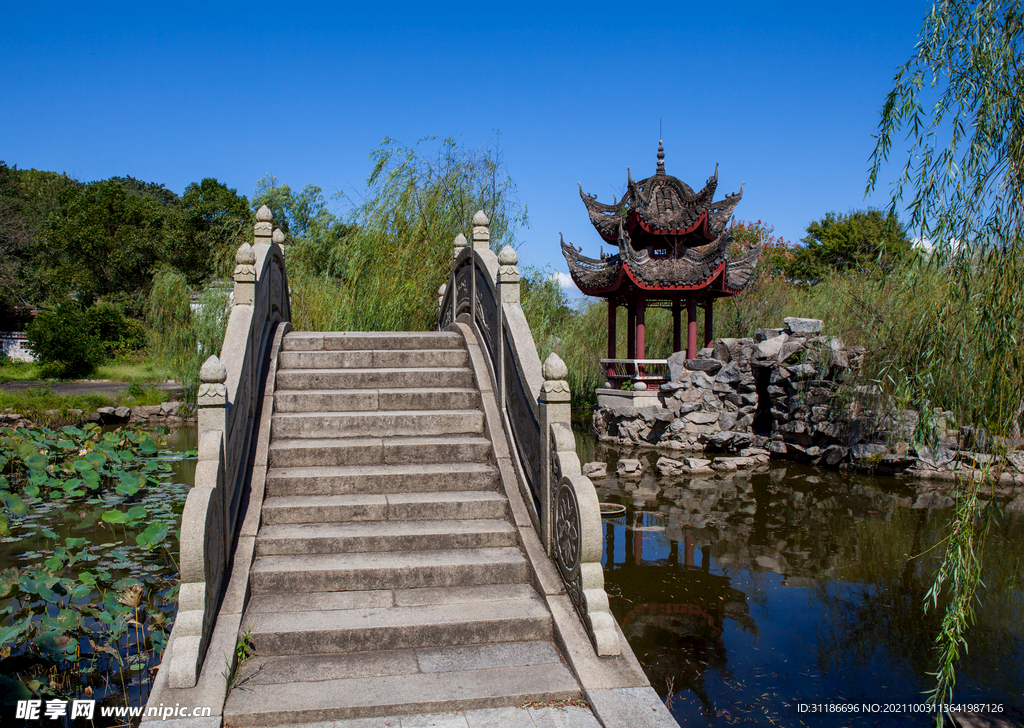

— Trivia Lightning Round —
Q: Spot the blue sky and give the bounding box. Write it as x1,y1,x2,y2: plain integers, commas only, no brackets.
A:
3,2,927,290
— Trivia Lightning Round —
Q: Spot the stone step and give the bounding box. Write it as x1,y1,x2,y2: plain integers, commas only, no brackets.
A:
274,387,481,413
279,348,470,371
270,410,484,439
243,592,553,655
261,490,509,525
276,367,475,391
268,435,493,468
256,519,517,555
223,646,578,724
265,462,498,497
249,547,530,594
282,331,465,352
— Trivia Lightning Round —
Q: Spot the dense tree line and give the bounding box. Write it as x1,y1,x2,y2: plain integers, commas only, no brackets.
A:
0,162,255,318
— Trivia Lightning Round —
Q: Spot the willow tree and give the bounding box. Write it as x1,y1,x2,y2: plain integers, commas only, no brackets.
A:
867,0,1024,712
287,136,527,332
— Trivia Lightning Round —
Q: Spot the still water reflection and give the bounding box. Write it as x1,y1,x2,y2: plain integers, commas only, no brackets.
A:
578,432,1024,727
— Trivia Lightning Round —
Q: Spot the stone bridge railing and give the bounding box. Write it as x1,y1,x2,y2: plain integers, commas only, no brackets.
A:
167,205,291,688
438,212,619,656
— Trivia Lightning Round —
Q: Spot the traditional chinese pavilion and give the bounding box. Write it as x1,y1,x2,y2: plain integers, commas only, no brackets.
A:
561,142,761,384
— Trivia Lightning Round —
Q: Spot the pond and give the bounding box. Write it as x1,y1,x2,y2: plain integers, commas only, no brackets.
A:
577,431,1024,727
0,425,197,724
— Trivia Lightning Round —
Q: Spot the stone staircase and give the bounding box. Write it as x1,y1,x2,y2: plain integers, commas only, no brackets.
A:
223,331,581,725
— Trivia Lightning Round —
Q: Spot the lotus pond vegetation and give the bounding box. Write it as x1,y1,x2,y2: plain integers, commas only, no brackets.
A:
0,424,196,723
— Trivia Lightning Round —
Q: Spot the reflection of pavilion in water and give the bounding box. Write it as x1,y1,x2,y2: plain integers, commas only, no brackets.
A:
598,448,938,714
600,445,924,585
604,508,757,714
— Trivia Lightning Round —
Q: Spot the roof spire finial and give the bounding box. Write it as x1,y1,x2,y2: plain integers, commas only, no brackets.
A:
656,140,665,175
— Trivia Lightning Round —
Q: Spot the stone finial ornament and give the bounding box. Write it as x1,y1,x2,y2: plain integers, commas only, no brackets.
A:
454,233,468,248
471,211,489,250
197,355,227,407
234,242,257,305
543,351,569,381
541,352,571,398
272,228,285,245
255,205,273,242
235,243,257,267
498,244,518,267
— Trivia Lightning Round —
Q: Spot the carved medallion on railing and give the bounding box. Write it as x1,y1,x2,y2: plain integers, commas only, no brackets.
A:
547,362,621,657
553,478,583,607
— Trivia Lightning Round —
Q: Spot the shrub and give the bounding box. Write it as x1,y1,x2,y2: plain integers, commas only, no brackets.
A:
83,301,147,357
25,303,104,378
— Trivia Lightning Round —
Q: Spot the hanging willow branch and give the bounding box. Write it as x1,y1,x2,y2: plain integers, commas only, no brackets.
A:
868,1,1024,717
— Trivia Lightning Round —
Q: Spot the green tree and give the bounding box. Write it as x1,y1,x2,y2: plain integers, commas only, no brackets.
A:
174,178,252,284
252,176,352,278
41,179,176,314
788,209,913,282
867,0,1024,713
0,163,81,310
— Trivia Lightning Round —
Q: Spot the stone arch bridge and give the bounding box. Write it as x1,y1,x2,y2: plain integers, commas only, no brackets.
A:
144,207,678,728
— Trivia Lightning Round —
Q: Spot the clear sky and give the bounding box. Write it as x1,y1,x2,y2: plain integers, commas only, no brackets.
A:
3,1,928,290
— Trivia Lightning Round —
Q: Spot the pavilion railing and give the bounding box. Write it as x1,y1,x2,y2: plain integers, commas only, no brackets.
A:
167,205,290,688
601,358,670,388
438,212,620,656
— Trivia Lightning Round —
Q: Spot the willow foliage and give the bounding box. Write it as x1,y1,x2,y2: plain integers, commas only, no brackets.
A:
868,0,1024,713
145,267,229,402
288,136,527,332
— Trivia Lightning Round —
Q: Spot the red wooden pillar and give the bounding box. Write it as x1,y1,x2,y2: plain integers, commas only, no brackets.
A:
687,295,697,359
672,301,682,353
606,298,616,377
704,299,714,348
626,301,636,360
636,296,647,361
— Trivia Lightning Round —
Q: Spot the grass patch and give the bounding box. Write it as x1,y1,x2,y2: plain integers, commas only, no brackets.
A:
0,355,174,386
95,356,175,383
0,360,43,383
0,386,113,420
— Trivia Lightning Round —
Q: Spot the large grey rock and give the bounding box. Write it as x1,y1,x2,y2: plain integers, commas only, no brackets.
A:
756,334,788,359
684,411,719,425
777,340,805,364
783,317,823,335
714,362,744,384
582,461,607,478
712,339,735,364
754,328,784,342
850,443,888,462
656,457,686,476
667,351,689,382
616,459,643,477
788,363,818,380
691,372,716,390
685,358,724,375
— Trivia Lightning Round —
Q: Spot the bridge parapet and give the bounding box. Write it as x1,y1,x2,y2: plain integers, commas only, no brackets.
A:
438,213,619,655
168,205,291,688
